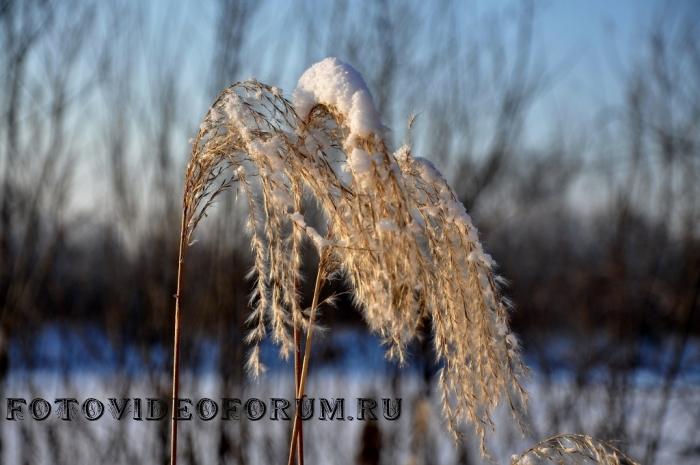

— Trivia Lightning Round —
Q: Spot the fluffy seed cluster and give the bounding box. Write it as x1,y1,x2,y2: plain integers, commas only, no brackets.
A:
511,434,641,465
182,57,527,454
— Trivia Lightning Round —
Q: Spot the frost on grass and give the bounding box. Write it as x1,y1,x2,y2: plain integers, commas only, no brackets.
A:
179,57,630,463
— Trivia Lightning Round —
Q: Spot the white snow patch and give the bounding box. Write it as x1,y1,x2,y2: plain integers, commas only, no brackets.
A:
347,147,375,188
293,57,383,139
289,212,329,250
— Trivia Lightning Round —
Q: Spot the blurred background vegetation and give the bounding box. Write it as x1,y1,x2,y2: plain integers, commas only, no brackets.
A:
0,0,699,464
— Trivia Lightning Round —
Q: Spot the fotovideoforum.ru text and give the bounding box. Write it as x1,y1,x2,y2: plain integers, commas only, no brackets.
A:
5,397,402,422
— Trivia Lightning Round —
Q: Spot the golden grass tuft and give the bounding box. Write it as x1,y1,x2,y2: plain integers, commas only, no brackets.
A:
171,64,637,465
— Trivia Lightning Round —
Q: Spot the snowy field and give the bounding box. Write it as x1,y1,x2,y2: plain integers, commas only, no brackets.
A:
2,367,698,465
2,326,699,464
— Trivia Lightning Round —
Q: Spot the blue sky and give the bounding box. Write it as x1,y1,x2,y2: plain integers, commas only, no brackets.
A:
162,0,697,145
57,0,699,214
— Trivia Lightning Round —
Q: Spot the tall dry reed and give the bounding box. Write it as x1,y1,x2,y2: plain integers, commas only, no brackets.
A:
170,57,638,465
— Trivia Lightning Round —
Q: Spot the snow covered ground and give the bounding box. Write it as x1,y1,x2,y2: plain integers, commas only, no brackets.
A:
2,368,698,464
2,326,698,464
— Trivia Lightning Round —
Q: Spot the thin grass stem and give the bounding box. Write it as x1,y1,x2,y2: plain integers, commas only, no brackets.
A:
293,324,304,465
287,243,329,465
170,206,188,465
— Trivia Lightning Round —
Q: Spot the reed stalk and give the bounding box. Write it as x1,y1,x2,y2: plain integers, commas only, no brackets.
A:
287,241,330,465
293,311,304,465
170,204,189,465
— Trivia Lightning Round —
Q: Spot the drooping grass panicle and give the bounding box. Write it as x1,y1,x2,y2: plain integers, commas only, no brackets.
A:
394,146,529,454
511,434,641,465
181,57,542,459
181,57,527,455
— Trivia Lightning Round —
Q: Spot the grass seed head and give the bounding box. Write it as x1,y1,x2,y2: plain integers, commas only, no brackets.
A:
183,57,529,456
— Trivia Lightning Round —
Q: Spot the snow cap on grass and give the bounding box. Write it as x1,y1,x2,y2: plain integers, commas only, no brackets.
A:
293,57,383,138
